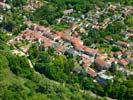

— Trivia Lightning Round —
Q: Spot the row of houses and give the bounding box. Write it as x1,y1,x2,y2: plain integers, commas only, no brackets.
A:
22,29,53,48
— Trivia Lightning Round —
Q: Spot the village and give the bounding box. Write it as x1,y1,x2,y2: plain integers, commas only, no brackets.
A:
8,18,133,85
0,0,133,99
0,0,130,85
0,0,132,86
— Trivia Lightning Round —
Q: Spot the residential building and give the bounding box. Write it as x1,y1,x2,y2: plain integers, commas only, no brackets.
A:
117,41,130,48
94,58,111,71
0,2,11,9
96,74,113,85
83,46,99,56
87,67,97,77
118,59,129,66
63,9,74,15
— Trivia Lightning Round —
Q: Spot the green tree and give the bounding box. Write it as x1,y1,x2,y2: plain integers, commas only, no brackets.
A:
0,54,9,69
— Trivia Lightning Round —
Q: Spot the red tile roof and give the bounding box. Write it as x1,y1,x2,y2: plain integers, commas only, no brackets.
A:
71,37,83,45
97,54,108,60
59,31,99,56
73,43,84,51
22,29,53,48
83,46,99,56
119,59,129,66
52,34,61,40
56,31,64,37
87,67,97,77
94,58,109,69
55,45,66,53
43,41,52,48
61,34,73,42
82,57,92,68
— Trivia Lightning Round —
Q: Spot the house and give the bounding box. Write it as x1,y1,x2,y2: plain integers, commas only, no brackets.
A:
56,31,64,37
80,27,86,33
43,40,53,49
22,29,53,49
81,54,91,59
55,45,66,54
73,67,82,74
22,29,33,40
127,29,133,33
92,25,100,29
0,2,11,9
129,34,133,39
114,51,122,59
94,58,111,71
0,15,3,23
117,41,130,48
121,31,129,36
61,34,73,42
24,21,36,29
65,48,79,57
128,58,133,63
73,43,84,52
0,0,6,2
87,67,97,77
124,50,132,58
52,34,61,41
63,9,74,15
96,74,113,85
36,25,46,32
71,37,83,45
118,59,129,66
97,53,108,60
108,4,117,11
103,18,110,25
82,57,92,68
83,46,99,56
105,36,113,42
71,23,78,31
43,32,61,41
63,42,71,47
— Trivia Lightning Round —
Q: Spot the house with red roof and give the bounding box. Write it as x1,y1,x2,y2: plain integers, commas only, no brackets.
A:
22,29,53,49
87,67,97,77
55,45,67,54
83,46,99,56
118,59,129,66
82,57,92,68
114,51,123,59
94,58,111,71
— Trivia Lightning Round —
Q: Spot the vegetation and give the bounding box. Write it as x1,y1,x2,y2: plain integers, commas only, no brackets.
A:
0,0,133,100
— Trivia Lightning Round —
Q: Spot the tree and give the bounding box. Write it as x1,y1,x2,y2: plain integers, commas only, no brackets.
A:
109,62,117,73
34,4,63,25
0,54,9,69
7,55,33,78
125,16,133,28
81,77,94,90
6,0,27,7
107,21,125,34
126,88,133,100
